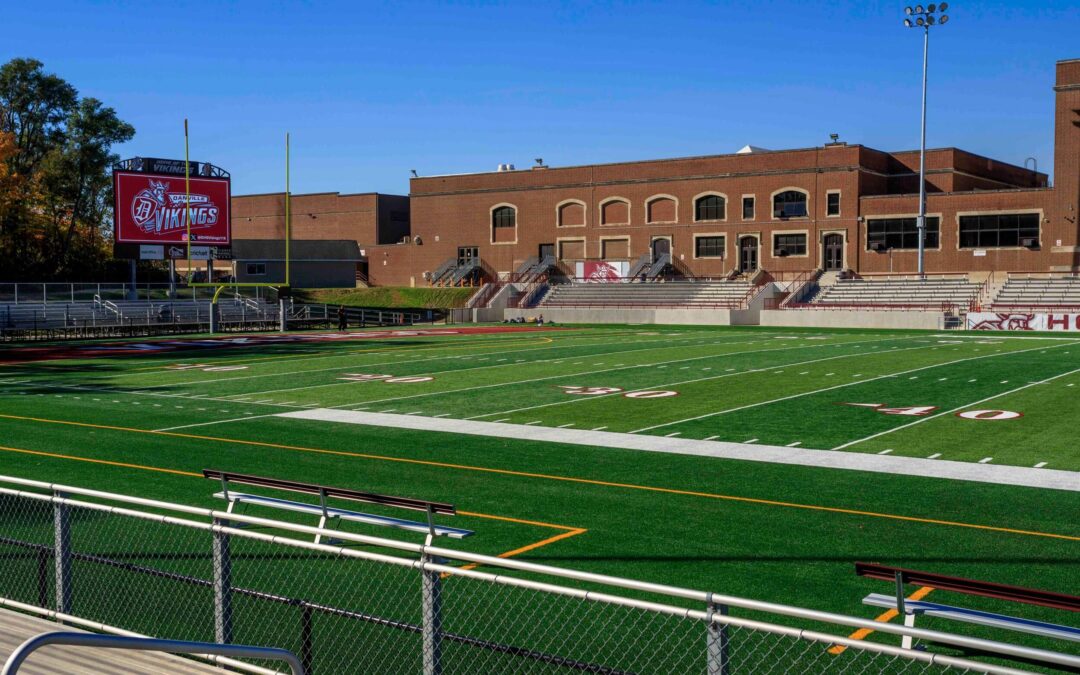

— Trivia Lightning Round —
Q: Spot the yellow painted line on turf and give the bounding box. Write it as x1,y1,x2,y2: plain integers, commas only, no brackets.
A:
827,585,935,655
0,441,585,565
2,413,1078,543
0,444,202,478
456,528,588,573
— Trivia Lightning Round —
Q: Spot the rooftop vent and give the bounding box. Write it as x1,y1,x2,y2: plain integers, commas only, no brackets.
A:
736,145,770,154
496,163,517,172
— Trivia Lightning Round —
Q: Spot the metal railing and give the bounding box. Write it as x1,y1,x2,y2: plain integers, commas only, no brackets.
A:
2,632,304,675
0,474,1075,674
0,283,276,304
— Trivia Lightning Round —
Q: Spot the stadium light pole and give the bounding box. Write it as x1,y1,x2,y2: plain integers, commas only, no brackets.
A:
904,4,950,279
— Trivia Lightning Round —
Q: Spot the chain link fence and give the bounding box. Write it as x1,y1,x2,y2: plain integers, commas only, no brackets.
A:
0,478,1072,675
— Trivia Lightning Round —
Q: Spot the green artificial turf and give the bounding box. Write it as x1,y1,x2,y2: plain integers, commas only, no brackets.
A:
0,324,1077,665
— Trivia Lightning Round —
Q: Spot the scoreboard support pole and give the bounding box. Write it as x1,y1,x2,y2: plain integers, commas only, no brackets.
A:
128,260,137,301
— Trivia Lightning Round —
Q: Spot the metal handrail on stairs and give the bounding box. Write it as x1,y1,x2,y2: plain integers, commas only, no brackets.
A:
2,631,304,675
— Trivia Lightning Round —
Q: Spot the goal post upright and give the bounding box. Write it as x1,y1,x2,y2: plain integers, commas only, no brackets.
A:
184,128,292,334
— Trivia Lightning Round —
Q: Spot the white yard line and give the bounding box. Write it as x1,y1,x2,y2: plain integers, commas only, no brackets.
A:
140,332,759,390
630,340,1080,435
329,336,895,413
833,363,1080,450
177,335,776,399
275,409,1080,492
155,413,280,432
4,381,306,410
468,337,921,421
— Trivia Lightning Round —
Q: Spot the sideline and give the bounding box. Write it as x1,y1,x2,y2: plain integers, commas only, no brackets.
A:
277,409,1080,493
1,413,1077,538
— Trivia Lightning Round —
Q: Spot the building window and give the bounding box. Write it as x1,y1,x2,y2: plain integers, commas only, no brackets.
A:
694,195,725,221
742,196,754,220
773,233,807,257
958,213,1040,249
246,263,266,276
826,192,840,217
492,206,516,229
600,198,630,225
773,190,808,218
867,217,940,250
695,236,725,258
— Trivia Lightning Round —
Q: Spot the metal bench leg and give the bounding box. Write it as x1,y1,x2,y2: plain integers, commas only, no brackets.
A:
902,612,916,649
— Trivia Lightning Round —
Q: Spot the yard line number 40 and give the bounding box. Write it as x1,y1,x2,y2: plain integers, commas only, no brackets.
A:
842,402,1021,421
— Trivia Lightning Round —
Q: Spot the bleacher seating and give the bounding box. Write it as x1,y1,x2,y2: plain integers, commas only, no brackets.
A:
990,276,1080,309
809,277,979,309
0,298,277,331
539,280,754,308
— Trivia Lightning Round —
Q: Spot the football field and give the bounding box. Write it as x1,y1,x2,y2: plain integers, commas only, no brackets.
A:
0,324,1077,653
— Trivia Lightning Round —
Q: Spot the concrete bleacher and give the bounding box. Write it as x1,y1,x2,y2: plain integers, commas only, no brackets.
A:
990,276,1080,309
810,276,979,309
539,280,754,308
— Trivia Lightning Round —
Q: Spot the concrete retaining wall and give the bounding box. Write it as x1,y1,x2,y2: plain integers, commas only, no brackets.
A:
759,309,944,329
503,307,749,325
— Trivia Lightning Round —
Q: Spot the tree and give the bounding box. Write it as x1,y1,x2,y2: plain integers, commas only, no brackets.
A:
0,58,134,280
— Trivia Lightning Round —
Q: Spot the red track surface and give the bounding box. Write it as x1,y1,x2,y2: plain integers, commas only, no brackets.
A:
0,325,561,363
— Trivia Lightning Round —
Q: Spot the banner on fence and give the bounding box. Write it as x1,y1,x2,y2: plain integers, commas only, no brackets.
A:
967,312,1080,331
576,261,628,282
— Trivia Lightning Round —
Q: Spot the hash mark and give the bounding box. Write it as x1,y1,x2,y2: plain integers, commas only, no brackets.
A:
704,435,719,441
878,449,893,455
1034,462,1048,468
525,420,542,425
665,432,681,437
744,438,758,443
591,426,607,431
786,441,802,447
557,423,575,428
978,457,993,464
927,453,941,459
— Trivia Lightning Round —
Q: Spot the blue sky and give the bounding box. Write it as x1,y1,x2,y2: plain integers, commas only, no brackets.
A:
4,1,1076,195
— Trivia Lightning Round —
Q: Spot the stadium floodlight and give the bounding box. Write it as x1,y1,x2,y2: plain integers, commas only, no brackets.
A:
903,2,952,278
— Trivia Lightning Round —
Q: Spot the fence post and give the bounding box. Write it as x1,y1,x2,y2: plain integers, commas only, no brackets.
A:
420,555,444,675
36,547,50,607
299,604,314,674
53,491,72,616
212,519,234,644
705,594,729,675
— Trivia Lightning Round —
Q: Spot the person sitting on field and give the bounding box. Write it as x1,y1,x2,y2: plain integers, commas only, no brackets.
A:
537,314,544,326
337,305,347,331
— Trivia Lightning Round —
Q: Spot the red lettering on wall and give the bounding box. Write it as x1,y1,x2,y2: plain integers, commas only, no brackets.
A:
1047,314,1069,330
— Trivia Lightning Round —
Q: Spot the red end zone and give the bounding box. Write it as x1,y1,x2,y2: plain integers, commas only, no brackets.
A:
0,326,565,364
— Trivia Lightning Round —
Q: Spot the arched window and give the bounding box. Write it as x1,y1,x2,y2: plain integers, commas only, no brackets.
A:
600,198,630,225
773,190,808,218
492,206,516,229
557,200,586,227
695,195,726,221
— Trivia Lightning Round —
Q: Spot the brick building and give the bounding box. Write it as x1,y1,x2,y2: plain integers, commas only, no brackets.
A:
230,58,1080,288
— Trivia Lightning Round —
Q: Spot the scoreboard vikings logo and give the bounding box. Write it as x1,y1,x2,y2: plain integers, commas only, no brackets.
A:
130,180,220,237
